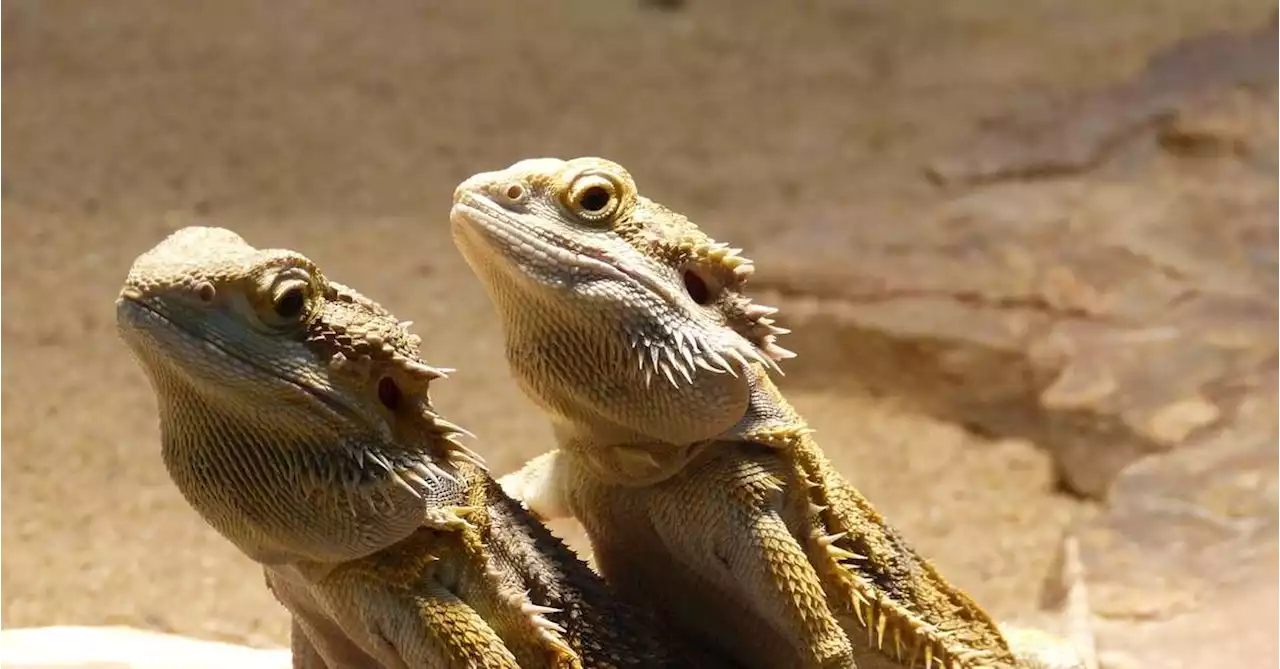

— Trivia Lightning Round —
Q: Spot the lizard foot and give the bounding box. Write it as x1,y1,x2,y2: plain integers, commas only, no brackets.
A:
422,505,478,531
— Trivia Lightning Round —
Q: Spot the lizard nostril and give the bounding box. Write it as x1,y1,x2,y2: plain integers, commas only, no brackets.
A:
377,376,402,411
196,282,216,303
503,183,525,202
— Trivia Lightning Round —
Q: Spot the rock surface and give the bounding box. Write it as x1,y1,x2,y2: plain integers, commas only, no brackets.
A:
1072,375,1277,669
741,19,1278,669
752,21,1278,499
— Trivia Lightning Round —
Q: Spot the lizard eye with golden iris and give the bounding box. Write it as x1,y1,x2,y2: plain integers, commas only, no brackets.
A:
263,265,318,327
565,174,620,224
683,269,712,305
579,187,610,212
273,285,308,320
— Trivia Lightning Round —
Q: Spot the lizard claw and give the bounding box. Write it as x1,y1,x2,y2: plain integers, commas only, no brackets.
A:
422,506,478,531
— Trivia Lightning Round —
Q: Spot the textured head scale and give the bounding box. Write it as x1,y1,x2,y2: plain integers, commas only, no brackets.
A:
614,189,795,366
452,157,794,452
118,226,478,564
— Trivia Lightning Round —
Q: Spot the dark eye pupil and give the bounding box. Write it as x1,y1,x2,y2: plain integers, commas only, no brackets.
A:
378,376,402,411
579,186,611,212
683,270,711,305
274,288,306,319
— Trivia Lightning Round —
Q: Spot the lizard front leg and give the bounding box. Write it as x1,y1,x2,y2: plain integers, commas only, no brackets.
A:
269,568,402,669
576,446,855,669
289,618,330,669
313,523,581,669
785,439,1096,669
498,449,573,523
307,560,521,669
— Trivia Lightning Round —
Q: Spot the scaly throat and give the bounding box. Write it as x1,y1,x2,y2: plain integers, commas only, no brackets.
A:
155,384,453,565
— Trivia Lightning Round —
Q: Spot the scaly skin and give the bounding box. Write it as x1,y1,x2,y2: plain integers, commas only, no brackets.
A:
116,226,697,669
450,158,1097,669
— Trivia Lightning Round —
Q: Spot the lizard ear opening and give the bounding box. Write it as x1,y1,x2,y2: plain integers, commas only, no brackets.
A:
377,376,403,411
716,365,807,445
683,269,712,305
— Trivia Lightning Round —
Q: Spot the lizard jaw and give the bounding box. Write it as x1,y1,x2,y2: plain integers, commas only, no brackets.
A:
452,193,780,385
451,193,688,312
118,293,360,424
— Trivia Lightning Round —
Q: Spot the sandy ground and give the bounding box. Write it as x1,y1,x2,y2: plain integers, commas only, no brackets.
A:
3,0,1271,648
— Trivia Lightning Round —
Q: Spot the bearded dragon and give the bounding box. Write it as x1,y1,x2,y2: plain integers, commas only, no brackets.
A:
115,226,700,669
450,158,1098,669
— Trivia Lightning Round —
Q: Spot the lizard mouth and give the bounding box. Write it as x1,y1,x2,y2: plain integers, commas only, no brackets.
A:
451,194,691,311
451,193,778,384
117,294,361,422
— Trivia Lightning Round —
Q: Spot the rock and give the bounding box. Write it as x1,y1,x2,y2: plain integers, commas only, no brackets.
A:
749,20,1278,499
925,17,1277,185
1069,377,1277,668
717,17,1279,669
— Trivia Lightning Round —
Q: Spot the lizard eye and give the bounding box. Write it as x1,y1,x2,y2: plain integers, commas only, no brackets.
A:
274,287,307,319
579,187,611,212
565,174,620,224
259,263,318,328
266,275,314,326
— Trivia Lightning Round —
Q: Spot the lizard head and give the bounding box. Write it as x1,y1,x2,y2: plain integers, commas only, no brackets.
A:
117,226,480,564
451,157,795,451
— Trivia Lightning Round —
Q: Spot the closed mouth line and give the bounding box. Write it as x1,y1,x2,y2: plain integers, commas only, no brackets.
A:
453,197,623,279
453,195,687,309
121,295,357,420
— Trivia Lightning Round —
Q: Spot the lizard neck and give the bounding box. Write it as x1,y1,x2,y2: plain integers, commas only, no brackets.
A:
500,293,753,449
553,423,713,486
154,379,434,566
542,363,801,486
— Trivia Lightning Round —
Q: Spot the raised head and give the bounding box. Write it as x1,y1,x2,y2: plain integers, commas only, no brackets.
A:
451,157,795,452
117,226,478,565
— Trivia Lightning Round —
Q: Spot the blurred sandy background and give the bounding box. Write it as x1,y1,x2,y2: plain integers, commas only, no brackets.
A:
2,0,1272,648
